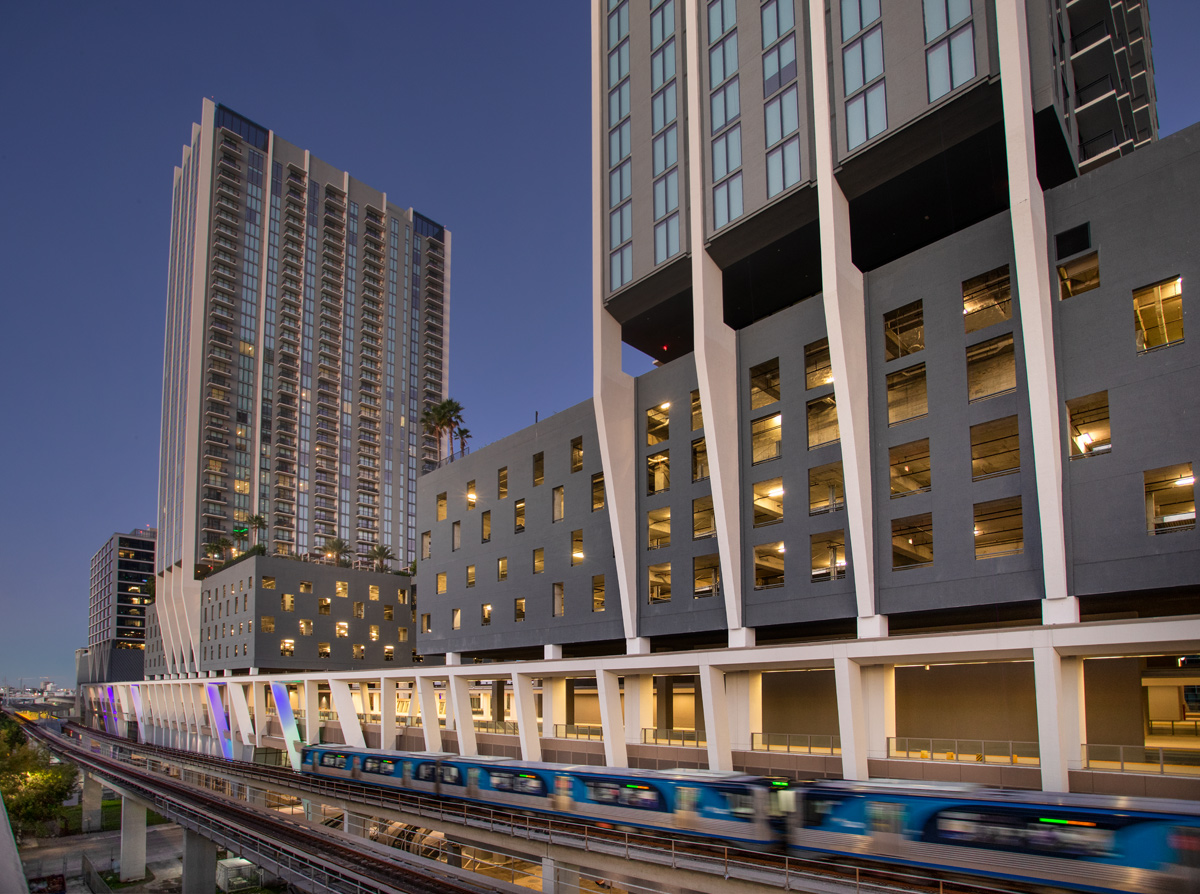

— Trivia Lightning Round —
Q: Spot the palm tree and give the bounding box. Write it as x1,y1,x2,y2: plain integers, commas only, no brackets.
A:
215,537,233,563
421,404,450,462
203,542,221,570
421,399,466,462
456,427,472,457
367,544,396,572
246,514,268,550
440,399,465,459
323,537,352,567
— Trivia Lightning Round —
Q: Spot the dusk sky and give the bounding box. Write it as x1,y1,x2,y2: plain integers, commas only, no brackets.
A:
1,2,1198,688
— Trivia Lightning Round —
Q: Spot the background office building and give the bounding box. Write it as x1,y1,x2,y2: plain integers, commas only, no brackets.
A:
156,99,449,678
79,527,156,684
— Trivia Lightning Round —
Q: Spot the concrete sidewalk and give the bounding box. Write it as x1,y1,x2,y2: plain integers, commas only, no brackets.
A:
21,824,183,894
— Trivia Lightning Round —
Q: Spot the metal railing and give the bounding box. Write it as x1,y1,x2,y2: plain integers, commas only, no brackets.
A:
1082,744,1200,776
1148,719,1200,736
888,737,1041,766
551,723,603,740
473,719,519,735
642,728,706,747
751,732,841,754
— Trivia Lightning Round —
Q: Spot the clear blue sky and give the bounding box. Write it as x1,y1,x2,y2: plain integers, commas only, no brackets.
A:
0,1,1197,689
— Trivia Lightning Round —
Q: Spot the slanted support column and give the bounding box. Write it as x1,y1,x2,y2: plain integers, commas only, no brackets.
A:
862,665,896,761
698,666,733,771
726,671,762,753
449,676,478,757
328,680,366,750
542,857,580,894
81,774,103,833
624,675,653,746
1034,646,1085,791
380,678,398,751
996,0,1072,618
251,682,267,747
512,674,541,762
655,677,674,731
416,677,442,751
542,678,567,739
181,829,217,894
807,0,880,630
303,680,320,746
834,656,869,781
596,670,627,767
119,797,147,882
226,683,254,760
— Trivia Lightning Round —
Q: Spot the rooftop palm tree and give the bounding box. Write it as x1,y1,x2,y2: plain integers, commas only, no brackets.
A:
323,537,352,567
456,427,472,457
246,514,268,551
421,398,467,463
367,544,396,572
215,537,233,564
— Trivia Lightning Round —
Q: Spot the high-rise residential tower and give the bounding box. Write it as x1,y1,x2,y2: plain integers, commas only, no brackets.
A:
157,99,449,677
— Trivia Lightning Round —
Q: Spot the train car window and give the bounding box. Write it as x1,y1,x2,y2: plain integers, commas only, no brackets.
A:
585,780,621,804
320,753,349,770
439,765,463,785
1171,827,1200,869
677,787,699,813
932,809,1116,858
721,789,756,818
363,758,397,776
867,801,905,834
491,772,514,791
491,771,546,795
416,763,437,782
617,784,664,811
803,797,840,828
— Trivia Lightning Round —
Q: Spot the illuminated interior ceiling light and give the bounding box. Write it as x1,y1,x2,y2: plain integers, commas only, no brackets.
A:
777,544,786,553
767,487,784,498
836,559,847,567
1176,476,1195,486
572,551,584,559
660,402,670,410
974,527,981,536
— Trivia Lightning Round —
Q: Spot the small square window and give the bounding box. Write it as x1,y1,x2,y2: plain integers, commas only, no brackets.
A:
571,530,584,565
974,496,1024,559
384,605,394,621
421,532,431,560
753,542,785,588
750,358,781,408
647,450,670,494
353,601,364,619
553,582,565,617
692,438,710,481
1067,391,1111,458
691,389,704,430
260,616,275,633
299,581,312,594
280,639,294,657
971,416,1019,480
592,575,606,612
533,548,544,573
892,513,934,569
966,334,1016,402
352,644,364,660
693,554,720,598
887,364,928,424
533,453,545,486
647,403,670,445
571,436,584,472
647,507,671,549
963,266,1012,334
809,461,845,515
369,585,379,601
890,439,931,497
336,621,349,638
1057,251,1100,299
552,486,565,521
369,624,379,642
336,581,348,598
466,480,476,510
1134,277,1184,352
318,598,331,615
807,397,839,448
514,499,526,533
752,477,784,526
693,495,715,539
515,597,526,622
466,564,476,587
481,604,492,626
498,557,508,581
262,576,276,590
421,614,431,633
754,412,785,460
592,472,606,510
436,573,447,594
482,511,491,542
1145,464,1195,534
384,645,394,661
436,492,447,521
648,562,671,604
805,338,832,389
281,593,295,612
452,520,461,550
810,530,846,581
883,300,924,361
318,642,331,658
498,467,508,499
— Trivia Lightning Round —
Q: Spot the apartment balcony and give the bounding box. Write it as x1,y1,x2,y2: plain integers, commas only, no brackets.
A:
201,520,227,535
211,280,236,302
206,403,231,421
201,505,227,520
217,155,240,175
274,487,296,503
203,489,227,504
275,460,296,474
204,430,230,448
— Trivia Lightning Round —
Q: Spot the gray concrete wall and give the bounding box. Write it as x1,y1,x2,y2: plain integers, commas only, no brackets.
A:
896,662,1038,742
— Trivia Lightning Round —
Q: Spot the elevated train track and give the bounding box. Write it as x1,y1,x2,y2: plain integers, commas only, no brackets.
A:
38,718,1069,894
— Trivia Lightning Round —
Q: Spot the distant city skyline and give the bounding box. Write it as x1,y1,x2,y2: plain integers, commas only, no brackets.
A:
2,1,1199,687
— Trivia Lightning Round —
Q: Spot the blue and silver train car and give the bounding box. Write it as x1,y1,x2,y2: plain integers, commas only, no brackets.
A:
791,780,1200,894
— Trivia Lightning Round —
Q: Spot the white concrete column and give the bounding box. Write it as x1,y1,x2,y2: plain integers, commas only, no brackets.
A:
181,828,217,894
449,676,478,757
623,675,654,746
996,0,1073,618
119,797,147,881
416,677,443,752
544,644,563,660
303,680,320,746
590,0,643,655
684,0,749,647
1034,646,1085,791
542,678,567,738
328,679,366,749
251,682,267,747
726,671,762,753
512,673,542,762
596,670,628,767
380,677,398,751
226,683,254,754
862,665,896,761
81,774,103,833
834,656,869,781
698,665,733,771
807,0,880,632
129,685,146,744
542,857,580,894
